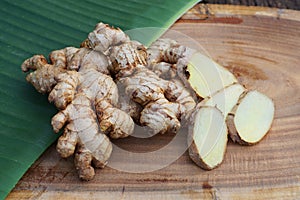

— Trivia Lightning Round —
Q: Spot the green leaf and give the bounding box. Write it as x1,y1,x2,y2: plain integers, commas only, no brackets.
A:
0,0,200,198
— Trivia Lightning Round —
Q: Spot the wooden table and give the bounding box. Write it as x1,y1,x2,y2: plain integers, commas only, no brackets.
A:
206,0,300,10
7,4,300,199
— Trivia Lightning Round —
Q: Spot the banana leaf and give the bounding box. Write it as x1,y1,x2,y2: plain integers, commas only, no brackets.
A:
0,0,200,198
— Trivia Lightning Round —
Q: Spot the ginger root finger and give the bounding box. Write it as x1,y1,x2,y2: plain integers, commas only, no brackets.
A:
83,22,130,53
56,127,78,158
96,100,134,139
140,98,183,134
50,47,79,69
68,48,111,75
147,62,177,79
48,71,80,110
147,38,185,64
21,55,63,93
227,90,275,145
74,139,112,181
21,47,80,93
165,79,197,121
109,41,147,78
117,91,142,123
74,146,95,181
118,65,183,134
52,94,113,180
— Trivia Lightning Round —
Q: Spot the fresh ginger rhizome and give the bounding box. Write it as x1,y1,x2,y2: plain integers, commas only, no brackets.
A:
22,22,274,180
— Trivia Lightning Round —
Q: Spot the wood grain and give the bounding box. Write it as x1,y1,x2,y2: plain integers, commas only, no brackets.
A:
7,4,300,200
205,0,300,10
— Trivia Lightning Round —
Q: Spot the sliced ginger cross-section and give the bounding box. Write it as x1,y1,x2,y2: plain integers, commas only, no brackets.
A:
188,106,228,170
227,90,275,145
183,52,238,98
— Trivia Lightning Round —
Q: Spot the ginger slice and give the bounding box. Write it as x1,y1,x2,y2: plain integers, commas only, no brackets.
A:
199,83,246,117
227,90,275,145
183,52,237,98
188,106,228,170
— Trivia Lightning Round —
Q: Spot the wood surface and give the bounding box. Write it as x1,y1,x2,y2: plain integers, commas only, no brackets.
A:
205,0,300,10
7,4,300,200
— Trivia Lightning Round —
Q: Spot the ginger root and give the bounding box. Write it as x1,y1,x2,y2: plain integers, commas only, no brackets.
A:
52,94,112,180
147,38,274,169
51,59,134,179
107,41,196,134
81,22,130,53
22,24,135,180
21,47,79,93
22,22,275,179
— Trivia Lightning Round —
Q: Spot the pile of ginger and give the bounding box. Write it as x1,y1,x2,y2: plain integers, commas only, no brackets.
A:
22,22,274,180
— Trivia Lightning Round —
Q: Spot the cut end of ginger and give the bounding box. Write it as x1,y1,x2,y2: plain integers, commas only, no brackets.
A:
188,106,228,170
199,83,246,117
227,90,275,145
185,52,237,98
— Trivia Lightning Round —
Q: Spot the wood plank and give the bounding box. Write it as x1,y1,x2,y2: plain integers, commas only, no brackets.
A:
7,4,300,200
205,0,300,10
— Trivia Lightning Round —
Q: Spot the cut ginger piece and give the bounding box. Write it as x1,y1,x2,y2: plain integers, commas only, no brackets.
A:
184,52,237,98
188,106,228,170
199,83,246,117
227,90,275,145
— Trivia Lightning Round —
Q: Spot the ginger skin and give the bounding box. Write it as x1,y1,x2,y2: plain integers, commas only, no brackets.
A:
146,38,199,118
107,41,196,134
21,47,79,93
49,60,134,180
118,64,184,133
22,32,134,180
78,26,197,134
21,23,197,179
81,22,130,53
52,94,112,180
146,38,198,91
